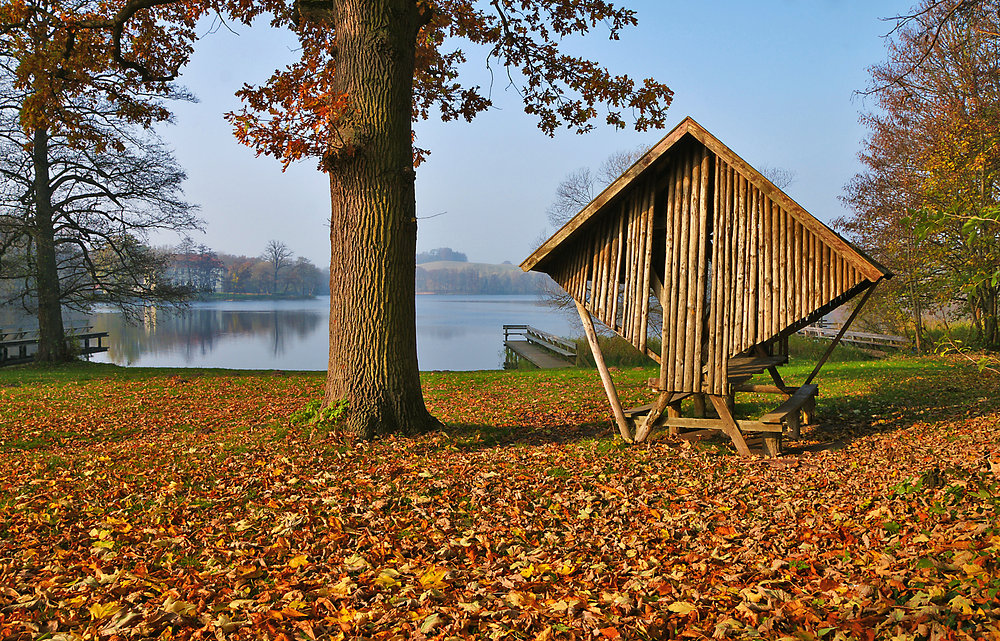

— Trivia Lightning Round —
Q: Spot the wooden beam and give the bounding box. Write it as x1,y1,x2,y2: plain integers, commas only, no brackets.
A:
576,300,634,442
709,395,752,456
635,391,672,442
804,282,877,385
658,417,783,434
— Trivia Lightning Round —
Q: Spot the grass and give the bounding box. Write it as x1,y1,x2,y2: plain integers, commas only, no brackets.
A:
1,355,998,639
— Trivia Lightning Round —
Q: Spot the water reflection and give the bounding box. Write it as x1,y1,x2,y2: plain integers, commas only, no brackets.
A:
80,295,578,371
92,304,324,369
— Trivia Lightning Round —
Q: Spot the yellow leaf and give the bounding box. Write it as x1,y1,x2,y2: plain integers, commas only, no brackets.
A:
88,601,120,620
949,595,974,615
419,566,449,589
668,601,697,615
289,554,309,569
375,569,400,588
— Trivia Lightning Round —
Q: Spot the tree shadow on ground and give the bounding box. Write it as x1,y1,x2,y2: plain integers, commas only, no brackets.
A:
768,357,999,457
426,357,1000,458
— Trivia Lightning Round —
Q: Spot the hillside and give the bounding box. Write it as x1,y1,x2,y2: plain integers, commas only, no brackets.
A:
415,260,553,294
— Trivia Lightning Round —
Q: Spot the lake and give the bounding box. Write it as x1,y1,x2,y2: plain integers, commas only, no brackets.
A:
84,295,580,371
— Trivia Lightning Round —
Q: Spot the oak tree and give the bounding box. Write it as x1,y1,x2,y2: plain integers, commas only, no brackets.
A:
12,1,672,434
0,1,200,360
225,1,673,437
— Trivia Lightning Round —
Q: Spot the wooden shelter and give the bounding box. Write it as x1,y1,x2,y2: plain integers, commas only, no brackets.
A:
521,117,891,455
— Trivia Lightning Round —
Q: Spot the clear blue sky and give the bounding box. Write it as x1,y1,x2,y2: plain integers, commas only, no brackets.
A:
160,2,911,266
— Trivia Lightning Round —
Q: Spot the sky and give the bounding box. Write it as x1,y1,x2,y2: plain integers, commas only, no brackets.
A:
159,1,913,267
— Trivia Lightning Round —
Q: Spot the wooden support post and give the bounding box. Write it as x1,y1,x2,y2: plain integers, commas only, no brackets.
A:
709,395,752,456
766,367,790,396
666,400,681,436
804,282,877,385
576,300,634,443
635,391,671,442
693,394,706,418
763,432,782,457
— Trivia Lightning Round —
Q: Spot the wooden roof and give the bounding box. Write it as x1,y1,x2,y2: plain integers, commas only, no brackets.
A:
521,117,892,397
521,117,889,282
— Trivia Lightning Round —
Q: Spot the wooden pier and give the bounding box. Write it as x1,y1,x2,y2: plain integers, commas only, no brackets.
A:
797,324,906,349
0,325,109,366
503,325,576,369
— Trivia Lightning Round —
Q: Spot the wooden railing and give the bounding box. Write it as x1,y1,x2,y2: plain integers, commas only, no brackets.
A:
0,324,109,366
797,324,907,348
503,324,577,358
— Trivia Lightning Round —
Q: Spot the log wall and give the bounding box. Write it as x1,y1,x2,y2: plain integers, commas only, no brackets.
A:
543,138,870,396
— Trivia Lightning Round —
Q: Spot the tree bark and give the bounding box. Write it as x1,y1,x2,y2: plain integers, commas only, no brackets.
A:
31,127,69,363
323,0,438,438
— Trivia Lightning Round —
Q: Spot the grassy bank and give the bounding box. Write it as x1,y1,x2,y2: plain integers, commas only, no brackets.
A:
566,333,879,369
1,357,998,639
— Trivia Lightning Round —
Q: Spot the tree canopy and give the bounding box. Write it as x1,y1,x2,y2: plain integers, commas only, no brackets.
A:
2,0,674,434
841,0,1000,350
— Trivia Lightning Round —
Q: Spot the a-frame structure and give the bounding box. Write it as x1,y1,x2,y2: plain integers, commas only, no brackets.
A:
522,117,891,455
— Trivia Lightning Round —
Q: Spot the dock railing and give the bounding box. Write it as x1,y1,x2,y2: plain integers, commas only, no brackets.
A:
797,324,907,349
503,324,577,358
0,324,109,366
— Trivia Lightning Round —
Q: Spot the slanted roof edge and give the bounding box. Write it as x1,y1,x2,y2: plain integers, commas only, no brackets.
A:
520,117,697,273
521,116,891,283
682,121,891,283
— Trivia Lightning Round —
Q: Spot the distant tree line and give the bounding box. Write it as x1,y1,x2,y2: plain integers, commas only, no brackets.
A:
416,247,467,263
415,265,550,295
166,239,328,297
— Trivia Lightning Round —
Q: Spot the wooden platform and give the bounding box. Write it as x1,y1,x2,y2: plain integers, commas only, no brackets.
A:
503,325,576,369
504,339,575,369
798,325,906,348
0,327,108,366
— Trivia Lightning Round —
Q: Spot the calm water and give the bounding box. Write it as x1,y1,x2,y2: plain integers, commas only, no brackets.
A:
84,295,579,371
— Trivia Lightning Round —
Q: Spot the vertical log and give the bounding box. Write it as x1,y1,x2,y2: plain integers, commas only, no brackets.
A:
786,222,793,319
622,197,636,341
610,208,625,332
682,150,701,390
658,163,676,390
706,156,720,395
630,185,645,346
577,300,634,443
667,159,685,390
771,201,780,337
811,232,820,311
761,197,772,341
592,224,603,316
719,163,733,396
661,163,676,390
596,219,608,322
794,221,803,320
746,186,759,348
692,149,710,391
778,208,786,329
674,150,693,390
732,173,747,356
630,190,645,346
639,181,655,352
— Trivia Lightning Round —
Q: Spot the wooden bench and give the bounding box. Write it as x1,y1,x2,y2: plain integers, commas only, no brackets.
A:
756,384,818,456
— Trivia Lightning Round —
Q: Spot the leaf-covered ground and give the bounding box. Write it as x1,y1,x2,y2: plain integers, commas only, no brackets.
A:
1,357,998,640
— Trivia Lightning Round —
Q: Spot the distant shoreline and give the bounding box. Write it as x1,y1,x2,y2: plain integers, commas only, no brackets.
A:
194,293,317,302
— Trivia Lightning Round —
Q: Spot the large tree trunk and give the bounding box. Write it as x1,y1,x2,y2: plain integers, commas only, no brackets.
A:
31,127,69,363
323,0,438,438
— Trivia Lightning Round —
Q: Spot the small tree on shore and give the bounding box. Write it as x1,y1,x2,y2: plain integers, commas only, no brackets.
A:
0,1,199,360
